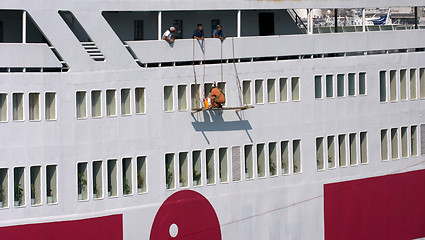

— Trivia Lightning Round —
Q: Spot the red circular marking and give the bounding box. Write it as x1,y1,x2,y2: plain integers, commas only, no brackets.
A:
150,190,222,240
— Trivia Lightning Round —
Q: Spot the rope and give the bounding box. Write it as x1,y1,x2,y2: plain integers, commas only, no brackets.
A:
192,39,200,108
232,37,246,106
202,40,206,99
220,40,223,83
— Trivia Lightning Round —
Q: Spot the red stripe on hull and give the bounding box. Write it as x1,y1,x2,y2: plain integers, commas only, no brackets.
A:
0,214,122,240
324,169,425,240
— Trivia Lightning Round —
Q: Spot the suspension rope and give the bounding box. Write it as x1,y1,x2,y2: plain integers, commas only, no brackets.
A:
202,40,206,99
220,40,223,83
192,39,200,108
232,37,246,106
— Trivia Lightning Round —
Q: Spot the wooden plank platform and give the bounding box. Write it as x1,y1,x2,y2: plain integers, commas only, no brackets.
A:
191,106,254,114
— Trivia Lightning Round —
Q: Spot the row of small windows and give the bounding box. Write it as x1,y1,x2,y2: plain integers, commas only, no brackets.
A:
0,92,56,122
0,165,57,209
164,140,302,190
164,82,226,112
380,125,419,161
315,72,367,99
76,156,147,201
316,132,368,171
379,68,425,102
242,77,300,105
76,88,146,119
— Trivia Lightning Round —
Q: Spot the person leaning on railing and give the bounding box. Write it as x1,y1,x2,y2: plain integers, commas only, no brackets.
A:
193,24,205,40
212,24,226,41
162,27,176,44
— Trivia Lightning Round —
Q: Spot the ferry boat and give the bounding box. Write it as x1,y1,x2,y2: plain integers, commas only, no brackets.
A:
0,0,425,239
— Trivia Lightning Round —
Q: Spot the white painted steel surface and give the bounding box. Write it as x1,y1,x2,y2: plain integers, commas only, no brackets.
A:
0,43,61,67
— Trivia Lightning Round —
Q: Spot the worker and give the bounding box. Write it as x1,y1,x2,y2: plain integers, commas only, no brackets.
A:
193,24,205,40
209,82,225,108
162,27,176,44
212,25,226,41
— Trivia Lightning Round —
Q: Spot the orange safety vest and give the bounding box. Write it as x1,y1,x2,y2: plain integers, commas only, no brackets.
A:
210,87,225,107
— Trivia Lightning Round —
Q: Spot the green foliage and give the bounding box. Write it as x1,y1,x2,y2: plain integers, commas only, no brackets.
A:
14,183,24,201
137,172,144,189
193,170,201,182
0,185,5,202
123,177,131,194
78,173,87,194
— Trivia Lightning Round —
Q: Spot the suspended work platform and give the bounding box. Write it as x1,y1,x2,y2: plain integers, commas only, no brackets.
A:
191,106,254,114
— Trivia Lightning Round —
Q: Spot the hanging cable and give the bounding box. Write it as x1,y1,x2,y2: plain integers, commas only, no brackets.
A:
220,40,223,83
192,39,200,109
232,37,246,106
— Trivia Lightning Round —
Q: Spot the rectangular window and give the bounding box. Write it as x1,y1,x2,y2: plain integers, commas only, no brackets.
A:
30,166,41,205
381,130,389,161
328,136,336,168
268,142,277,176
134,20,143,40
122,158,132,195
379,71,387,102
291,77,300,101
164,86,173,112
267,79,276,103
219,148,228,183
192,150,202,186
121,89,131,115
76,91,87,119
359,72,367,95
410,69,417,100
0,168,8,208
92,161,103,199
12,93,24,121
280,78,288,102
244,145,253,179
390,70,397,102
191,84,201,109
178,153,188,188
293,140,301,173
420,68,425,99
0,93,7,122
401,127,408,158
243,80,252,105
204,83,213,98
137,156,147,193
135,87,146,114
29,93,40,121
178,85,187,111
257,144,266,178
337,74,345,97
349,133,357,166
400,69,407,100
107,159,117,197
348,73,356,96
314,75,322,99
91,90,102,118
45,92,56,120
106,89,117,117
14,167,25,206
360,132,368,164
217,82,226,106
391,128,398,159
326,75,334,98
338,134,347,167
281,141,289,175
231,146,241,182
411,125,418,156
206,149,215,184
46,165,57,204
316,137,324,171
77,163,88,201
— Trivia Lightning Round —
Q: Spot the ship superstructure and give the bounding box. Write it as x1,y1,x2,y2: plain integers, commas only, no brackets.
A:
0,0,425,239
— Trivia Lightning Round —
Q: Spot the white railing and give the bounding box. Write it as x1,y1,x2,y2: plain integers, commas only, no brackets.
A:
126,29,425,64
